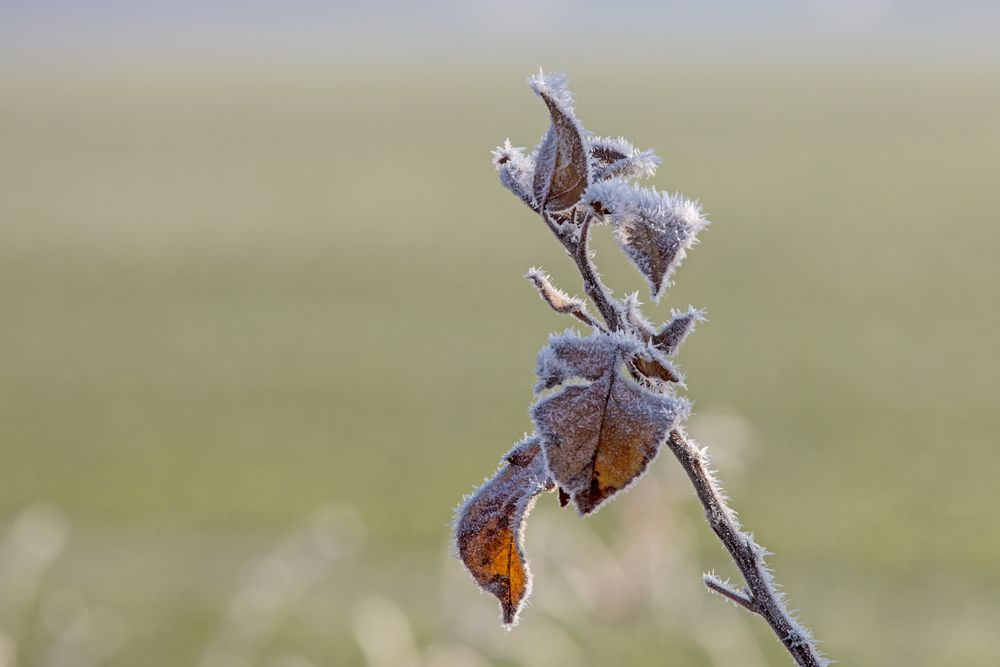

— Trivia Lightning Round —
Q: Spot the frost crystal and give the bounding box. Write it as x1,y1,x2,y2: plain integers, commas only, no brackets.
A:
527,69,575,114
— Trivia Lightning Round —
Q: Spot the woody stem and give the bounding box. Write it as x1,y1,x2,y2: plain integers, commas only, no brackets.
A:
665,429,826,667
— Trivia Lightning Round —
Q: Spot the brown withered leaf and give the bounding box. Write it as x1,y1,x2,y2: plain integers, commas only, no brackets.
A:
615,215,683,301
531,81,590,212
590,142,629,167
588,136,660,182
534,329,625,393
454,437,552,626
531,332,689,515
652,307,705,356
584,180,707,302
632,348,682,384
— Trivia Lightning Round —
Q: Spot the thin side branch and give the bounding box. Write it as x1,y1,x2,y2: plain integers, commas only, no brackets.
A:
703,573,755,612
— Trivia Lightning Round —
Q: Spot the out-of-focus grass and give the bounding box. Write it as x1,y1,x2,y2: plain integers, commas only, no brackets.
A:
1,59,999,665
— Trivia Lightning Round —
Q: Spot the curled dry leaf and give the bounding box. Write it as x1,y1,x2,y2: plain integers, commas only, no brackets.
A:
585,179,708,301
529,71,591,213
653,306,706,356
632,347,682,384
454,436,553,625
534,328,636,393
588,136,661,182
531,331,689,514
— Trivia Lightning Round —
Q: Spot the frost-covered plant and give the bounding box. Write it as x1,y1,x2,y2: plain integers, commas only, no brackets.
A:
453,70,829,666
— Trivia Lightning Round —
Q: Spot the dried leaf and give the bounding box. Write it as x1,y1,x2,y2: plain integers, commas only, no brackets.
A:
588,136,661,181
620,295,682,382
534,328,638,393
653,306,706,356
584,179,708,301
632,347,682,384
529,71,590,213
454,436,552,626
492,140,537,211
531,331,689,514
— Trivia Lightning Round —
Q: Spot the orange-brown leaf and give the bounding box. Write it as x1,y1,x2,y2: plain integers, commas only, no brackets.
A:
531,332,689,514
454,437,552,625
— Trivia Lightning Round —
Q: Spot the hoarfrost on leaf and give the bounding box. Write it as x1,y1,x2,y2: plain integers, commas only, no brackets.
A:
531,330,690,515
584,179,708,301
534,328,640,393
653,306,706,356
493,140,538,211
588,136,661,181
454,436,553,626
527,69,575,114
529,70,591,213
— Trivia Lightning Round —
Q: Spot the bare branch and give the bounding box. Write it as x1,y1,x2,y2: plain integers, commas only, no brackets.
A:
703,573,755,612
667,429,829,667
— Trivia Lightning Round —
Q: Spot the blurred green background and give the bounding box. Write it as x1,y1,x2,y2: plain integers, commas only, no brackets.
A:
2,3,1000,665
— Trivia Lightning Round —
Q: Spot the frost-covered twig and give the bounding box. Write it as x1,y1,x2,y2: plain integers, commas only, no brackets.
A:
455,70,828,666
667,430,828,667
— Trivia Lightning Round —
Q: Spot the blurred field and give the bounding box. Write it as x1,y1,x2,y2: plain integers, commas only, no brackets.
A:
2,56,1000,665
